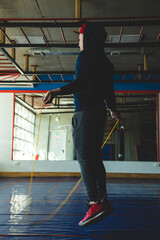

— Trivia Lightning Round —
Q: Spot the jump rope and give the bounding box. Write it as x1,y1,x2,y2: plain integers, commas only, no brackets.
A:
26,101,119,225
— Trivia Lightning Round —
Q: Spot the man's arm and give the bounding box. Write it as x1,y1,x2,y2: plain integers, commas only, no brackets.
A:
43,52,90,104
43,76,89,105
104,91,116,112
104,81,120,120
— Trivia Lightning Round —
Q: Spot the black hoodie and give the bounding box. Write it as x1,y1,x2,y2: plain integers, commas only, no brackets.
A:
60,22,116,112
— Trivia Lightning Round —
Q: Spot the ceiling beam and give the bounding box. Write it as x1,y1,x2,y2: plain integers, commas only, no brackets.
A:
1,70,160,75
0,19,160,27
1,80,160,84
0,42,160,48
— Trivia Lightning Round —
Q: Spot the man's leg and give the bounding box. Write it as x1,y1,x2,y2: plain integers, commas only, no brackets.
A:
72,109,112,226
72,110,99,201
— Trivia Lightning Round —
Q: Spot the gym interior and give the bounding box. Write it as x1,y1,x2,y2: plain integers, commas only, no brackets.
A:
0,0,160,239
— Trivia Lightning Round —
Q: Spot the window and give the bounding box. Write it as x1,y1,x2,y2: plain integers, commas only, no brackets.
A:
13,101,35,160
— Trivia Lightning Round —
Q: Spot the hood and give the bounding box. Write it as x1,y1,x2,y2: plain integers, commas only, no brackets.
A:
83,22,107,52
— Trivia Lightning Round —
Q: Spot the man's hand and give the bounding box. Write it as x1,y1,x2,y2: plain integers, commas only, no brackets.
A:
109,109,120,120
43,90,57,105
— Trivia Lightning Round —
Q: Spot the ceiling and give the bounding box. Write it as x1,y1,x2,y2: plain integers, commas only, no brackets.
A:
0,0,160,111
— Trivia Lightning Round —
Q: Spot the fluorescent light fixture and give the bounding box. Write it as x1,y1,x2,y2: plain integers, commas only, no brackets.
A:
13,36,45,44
110,34,142,43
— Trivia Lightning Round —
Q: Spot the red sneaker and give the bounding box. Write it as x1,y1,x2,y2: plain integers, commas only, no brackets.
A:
79,203,106,227
100,198,114,213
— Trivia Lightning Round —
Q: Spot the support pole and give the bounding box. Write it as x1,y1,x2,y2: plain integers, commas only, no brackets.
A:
31,65,37,81
75,0,81,19
138,64,143,80
54,98,57,105
119,27,123,43
121,96,126,104
11,40,16,60
0,26,5,44
57,98,60,106
24,54,30,72
144,54,149,71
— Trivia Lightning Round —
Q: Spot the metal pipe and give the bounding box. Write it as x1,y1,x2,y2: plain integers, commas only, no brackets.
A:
137,26,144,43
60,27,67,45
0,16,160,21
35,74,41,82
118,27,123,44
1,69,160,75
116,94,156,98
23,70,74,75
11,40,16,60
75,0,81,21
1,79,160,83
24,54,30,72
60,74,64,81
117,108,155,113
1,70,160,75
40,28,49,46
0,26,5,44
0,27,13,44
144,54,149,71
0,42,160,48
134,74,138,80
20,27,31,46
155,33,160,42
121,96,126,104
122,73,126,80
146,74,151,80
38,111,74,114
48,74,53,81
138,64,143,80
0,19,160,27
0,18,160,27
117,102,156,108
31,65,37,81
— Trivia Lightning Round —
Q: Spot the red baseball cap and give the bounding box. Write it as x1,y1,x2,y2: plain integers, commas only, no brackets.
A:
73,23,86,34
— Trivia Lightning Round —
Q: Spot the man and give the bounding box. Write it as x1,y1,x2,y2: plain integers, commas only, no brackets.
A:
43,22,119,226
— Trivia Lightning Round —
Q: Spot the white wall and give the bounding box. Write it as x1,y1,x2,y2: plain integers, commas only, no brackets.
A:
0,92,160,175
0,93,13,171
